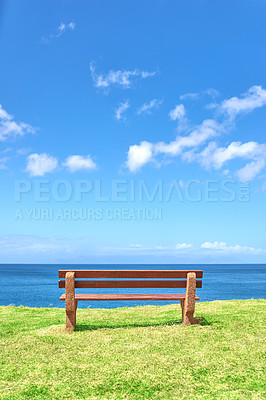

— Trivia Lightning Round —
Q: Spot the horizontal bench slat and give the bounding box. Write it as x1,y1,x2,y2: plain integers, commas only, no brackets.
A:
60,293,200,301
59,280,202,289
58,270,203,279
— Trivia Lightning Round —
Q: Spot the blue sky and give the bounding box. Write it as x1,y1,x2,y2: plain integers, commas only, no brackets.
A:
0,0,266,263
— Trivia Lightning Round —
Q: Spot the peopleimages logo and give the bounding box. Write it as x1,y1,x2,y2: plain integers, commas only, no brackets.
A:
14,178,250,221
14,178,250,203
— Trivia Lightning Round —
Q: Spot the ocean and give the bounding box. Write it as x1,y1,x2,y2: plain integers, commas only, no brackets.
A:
0,264,265,308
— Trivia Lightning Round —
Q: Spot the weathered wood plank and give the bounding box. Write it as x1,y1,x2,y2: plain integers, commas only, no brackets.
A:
60,293,200,301
59,270,203,279
59,280,202,289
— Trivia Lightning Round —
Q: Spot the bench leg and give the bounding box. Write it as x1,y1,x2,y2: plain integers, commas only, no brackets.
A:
65,272,76,333
180,300,184,321
183,272,196,326
66,309,76,332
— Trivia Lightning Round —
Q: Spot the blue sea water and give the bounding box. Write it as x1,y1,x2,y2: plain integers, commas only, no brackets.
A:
0,264,265,309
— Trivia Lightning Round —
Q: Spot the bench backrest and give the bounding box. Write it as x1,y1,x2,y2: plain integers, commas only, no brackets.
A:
58,270,203,289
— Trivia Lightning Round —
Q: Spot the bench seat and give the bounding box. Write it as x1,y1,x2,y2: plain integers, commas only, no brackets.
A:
60,293,200,301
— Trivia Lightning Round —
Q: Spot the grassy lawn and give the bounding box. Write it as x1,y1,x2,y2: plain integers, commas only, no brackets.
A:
0,300,265,400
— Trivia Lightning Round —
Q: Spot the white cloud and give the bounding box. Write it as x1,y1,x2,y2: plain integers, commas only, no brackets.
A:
0,104,35,141
0,105,12,120
140,71,156,78
26,153,58,176
68,22,75,30
125,119,223,172
180,88,220,101
169,104,185,121
190,141,266,180
201,241,227,249
17,147,32,155
236,159,265,181
41,22,75,43
137,99,163,115
222,169,231,176
108,244,193,253
201,241,264,254
204,88,220,97
104,241,265,256
180,92,199,101
196,141,266,169
154,119,223,156
115,101,129,121
219,85,266,118
175,243,192,249
63,155,97,172
126,141,153,173
90,62,156,91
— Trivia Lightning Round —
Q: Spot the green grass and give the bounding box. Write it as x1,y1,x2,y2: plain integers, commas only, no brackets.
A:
0,300,265,400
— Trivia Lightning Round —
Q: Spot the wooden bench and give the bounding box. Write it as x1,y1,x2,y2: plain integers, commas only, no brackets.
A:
59,269,203,332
